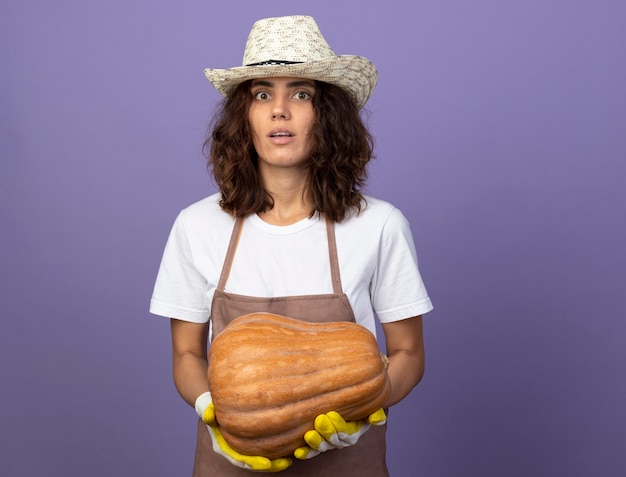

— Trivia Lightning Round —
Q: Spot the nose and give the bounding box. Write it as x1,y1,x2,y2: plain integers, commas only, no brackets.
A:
271,95,290,120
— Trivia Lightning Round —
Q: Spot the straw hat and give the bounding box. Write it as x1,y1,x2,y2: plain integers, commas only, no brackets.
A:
204,15,377,109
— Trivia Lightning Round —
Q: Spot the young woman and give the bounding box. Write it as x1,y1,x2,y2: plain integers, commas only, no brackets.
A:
150,15,433,476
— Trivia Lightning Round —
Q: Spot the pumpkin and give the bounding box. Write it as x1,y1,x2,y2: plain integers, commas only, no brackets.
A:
207,312,391,459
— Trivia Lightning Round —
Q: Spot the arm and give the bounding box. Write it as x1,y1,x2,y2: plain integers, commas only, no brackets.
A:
170,318,210,407
381,315,425,407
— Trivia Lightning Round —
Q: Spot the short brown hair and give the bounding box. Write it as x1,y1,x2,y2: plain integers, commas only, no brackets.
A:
204,80,374,222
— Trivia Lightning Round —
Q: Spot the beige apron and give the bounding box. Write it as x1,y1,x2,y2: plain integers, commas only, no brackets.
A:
192,217,389,476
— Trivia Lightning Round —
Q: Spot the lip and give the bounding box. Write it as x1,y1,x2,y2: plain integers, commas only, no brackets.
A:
268,128,295,145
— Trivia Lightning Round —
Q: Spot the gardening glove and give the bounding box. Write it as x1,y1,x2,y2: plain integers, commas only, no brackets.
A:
195,392,292,472
293,408,387,460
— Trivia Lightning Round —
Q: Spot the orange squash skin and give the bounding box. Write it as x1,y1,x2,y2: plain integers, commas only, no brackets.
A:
207,313,391,459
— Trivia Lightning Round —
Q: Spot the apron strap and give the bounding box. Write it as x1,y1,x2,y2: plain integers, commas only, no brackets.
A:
216,217,244,292
325,216,344,295
217,215,344,294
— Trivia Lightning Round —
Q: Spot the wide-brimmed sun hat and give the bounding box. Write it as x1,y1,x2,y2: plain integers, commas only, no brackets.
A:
204,15,377,109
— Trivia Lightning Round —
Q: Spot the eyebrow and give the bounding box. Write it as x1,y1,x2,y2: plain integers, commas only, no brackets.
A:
251,79,316,88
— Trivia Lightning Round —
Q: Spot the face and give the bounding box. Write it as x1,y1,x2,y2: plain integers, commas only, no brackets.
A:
248,77,316,173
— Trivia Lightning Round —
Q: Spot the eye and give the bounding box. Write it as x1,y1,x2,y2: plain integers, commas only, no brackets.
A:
293,90,312,100
253,90,271,100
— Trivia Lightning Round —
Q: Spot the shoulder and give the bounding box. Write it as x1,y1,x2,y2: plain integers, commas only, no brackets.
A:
178,193,227,219
165,193,235,248
360,195,402,220
338,195,409,232
176,193,234,228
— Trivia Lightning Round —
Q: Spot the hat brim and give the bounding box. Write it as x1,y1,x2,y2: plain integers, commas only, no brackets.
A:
204,55,377,110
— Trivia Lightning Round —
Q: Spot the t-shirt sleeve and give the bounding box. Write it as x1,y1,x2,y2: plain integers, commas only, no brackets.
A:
371,208,433,323
149,212,210,323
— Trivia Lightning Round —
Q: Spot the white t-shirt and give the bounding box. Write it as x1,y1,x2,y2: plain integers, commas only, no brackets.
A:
150,193,433,337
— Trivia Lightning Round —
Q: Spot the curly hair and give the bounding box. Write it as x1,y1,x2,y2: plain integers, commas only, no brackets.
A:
204,79,374,222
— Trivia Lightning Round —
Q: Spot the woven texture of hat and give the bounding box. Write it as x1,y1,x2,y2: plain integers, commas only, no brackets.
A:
242,16,336,64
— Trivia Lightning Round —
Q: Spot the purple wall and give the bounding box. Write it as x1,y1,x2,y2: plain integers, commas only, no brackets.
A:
1,1,624,475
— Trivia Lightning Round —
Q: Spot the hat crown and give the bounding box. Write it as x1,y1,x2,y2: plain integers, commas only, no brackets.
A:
242,16,336,66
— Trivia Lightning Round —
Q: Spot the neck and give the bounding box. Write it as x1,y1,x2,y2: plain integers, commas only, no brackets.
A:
258,168,314,225
259,206,313,226
259,188,314,225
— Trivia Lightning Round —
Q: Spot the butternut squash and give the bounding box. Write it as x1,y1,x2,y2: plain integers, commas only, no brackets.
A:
207,313,390,458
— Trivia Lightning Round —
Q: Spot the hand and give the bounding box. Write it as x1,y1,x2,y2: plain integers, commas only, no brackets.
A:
195,392,292,472
293,408,387,460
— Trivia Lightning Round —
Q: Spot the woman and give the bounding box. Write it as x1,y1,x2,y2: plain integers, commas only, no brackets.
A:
150,15,433,476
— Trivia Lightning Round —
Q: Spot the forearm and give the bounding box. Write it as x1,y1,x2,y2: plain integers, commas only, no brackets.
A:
381,316,425,408
170,318,210,408
384,349,425,407
173,352,210,407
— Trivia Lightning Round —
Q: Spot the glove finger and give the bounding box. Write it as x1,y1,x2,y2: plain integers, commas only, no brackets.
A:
314,412,368,448
267,457,293,472
202,402,217,425
303,429,324,449
303,429,335,453
239,455,273,472
294,445,321,460
313,413,340,443
326,411,368,438
368,408,387,426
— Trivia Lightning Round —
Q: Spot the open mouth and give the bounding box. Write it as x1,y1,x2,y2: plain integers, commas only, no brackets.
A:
269,131,293,138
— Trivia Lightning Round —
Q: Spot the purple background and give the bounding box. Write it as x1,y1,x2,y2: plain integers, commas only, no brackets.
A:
1,1,625,475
